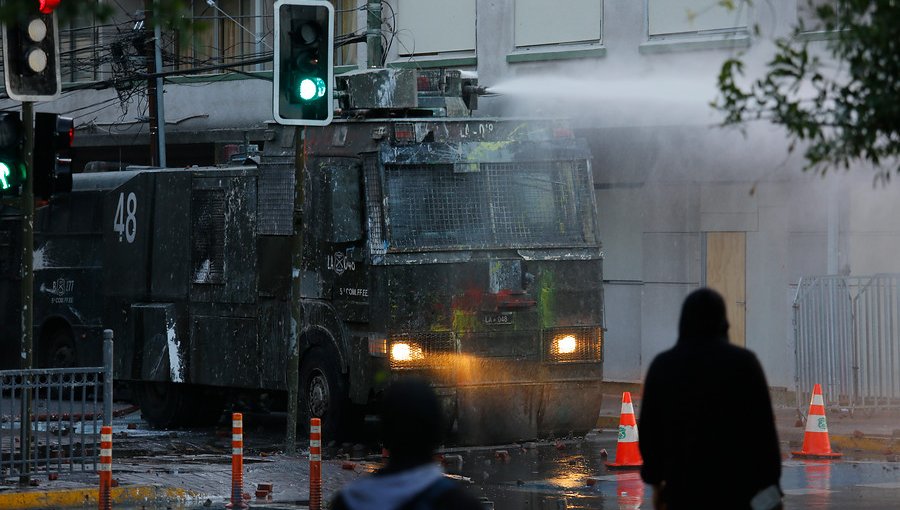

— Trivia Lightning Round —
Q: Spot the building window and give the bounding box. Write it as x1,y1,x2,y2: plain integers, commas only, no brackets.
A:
172,1,357,73
515,0,602,48
797,0,839,32
648,0,749,37
175,0,267,72
59,12,100,82
395,0,476,55
334,0,360,66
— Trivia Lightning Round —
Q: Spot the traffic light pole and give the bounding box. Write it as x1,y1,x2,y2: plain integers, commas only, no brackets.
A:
18,101,35,486
366,0,383,68
286,126,306,454
144,1,167,167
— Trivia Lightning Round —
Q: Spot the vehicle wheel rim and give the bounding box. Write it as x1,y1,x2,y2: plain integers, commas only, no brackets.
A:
308,370,330,418
51,341,75,367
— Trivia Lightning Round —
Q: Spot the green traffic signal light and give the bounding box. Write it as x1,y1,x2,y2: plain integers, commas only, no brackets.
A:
0,161,25,192
298,76,327,101
0,161,12,190
0,159,25,193
0,112,24,195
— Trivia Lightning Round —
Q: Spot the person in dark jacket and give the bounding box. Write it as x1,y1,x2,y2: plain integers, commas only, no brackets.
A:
639,288,782,510
331,378,483,510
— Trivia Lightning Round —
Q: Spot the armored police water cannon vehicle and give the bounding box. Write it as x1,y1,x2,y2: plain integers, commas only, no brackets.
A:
1,67,605,444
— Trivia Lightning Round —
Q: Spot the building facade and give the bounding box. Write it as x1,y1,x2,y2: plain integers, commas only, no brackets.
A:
2,1,897,390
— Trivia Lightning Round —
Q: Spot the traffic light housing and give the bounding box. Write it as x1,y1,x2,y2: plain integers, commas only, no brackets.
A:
2,6,62,102
274,0,334,126
34,113,74,199
0,113,25,197
39,1,62,14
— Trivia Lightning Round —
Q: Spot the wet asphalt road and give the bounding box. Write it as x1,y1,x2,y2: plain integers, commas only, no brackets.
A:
450,435,900,509
4,401,897,509
114,432,900,509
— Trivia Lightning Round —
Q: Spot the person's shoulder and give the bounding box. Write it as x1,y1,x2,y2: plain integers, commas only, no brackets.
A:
643,347,681,382
648,346,678,366
395,477,483,510
722,342,759,359
433,483,484,510
716,342,765,369
330,491,350,510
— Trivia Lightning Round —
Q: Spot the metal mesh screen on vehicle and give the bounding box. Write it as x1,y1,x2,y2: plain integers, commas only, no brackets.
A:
383,161,594,250
191,189,226,284
258,157,295,236
388,331,458,370
364,156,387,255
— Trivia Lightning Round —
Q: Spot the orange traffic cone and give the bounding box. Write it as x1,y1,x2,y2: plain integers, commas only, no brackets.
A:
792,384,842,459
606,392,643,469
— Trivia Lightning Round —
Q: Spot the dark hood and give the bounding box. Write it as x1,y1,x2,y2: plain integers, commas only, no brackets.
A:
677,288,729,345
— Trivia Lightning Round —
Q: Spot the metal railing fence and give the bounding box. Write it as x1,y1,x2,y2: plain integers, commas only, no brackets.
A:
793,275,900,411
854,275,900,408
0,330,113,479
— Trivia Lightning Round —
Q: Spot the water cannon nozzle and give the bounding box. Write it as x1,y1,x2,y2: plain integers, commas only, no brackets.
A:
464,85,491,96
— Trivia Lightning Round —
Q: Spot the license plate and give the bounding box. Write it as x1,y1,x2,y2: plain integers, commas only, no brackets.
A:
482,312,513,325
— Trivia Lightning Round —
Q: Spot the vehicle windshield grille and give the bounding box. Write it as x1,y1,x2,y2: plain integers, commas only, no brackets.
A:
383,160,595,250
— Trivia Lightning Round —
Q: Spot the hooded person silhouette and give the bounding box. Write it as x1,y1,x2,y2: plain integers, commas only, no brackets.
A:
331,378,483,510
638,288,782,510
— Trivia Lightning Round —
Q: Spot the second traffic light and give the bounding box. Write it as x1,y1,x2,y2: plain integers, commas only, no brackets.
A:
34,113,74,200
1,7,61,102
274,0,334,126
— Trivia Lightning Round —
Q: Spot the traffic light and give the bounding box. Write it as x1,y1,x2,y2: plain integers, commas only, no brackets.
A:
274,0,334,126
39,1,62,14
0,113,25,196
34,113,74,199
2,6,62,102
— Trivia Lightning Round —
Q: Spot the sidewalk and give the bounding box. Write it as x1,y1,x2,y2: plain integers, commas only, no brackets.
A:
0,453,372,509
0,406,372,509
0,445,376,509
595,392,900,457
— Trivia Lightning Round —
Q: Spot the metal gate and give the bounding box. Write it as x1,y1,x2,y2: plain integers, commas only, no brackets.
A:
0,331,113,479
854,275,900,408
793,274,900,410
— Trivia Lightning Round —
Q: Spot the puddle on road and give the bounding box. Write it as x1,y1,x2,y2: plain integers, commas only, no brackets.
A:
451,436,651,509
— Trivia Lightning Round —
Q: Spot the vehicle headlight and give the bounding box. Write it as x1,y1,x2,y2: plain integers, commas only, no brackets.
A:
544,328,603,363
391,342,425,363
388,332,457,369
554,334,578,354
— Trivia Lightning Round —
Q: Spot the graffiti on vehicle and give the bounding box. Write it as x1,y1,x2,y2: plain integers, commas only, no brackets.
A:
327,250,356,275
39,278,75,304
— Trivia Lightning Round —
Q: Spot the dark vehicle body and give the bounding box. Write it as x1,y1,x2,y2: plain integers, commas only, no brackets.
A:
0,211,22,367
0,73,605,444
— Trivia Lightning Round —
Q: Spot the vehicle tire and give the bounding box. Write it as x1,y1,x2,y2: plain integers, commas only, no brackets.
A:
42,328,77,369
135,382,223,429
299,347,350,443
40,328,78,400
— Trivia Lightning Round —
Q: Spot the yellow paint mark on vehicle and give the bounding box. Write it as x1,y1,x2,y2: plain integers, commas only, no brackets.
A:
452,309,477,332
